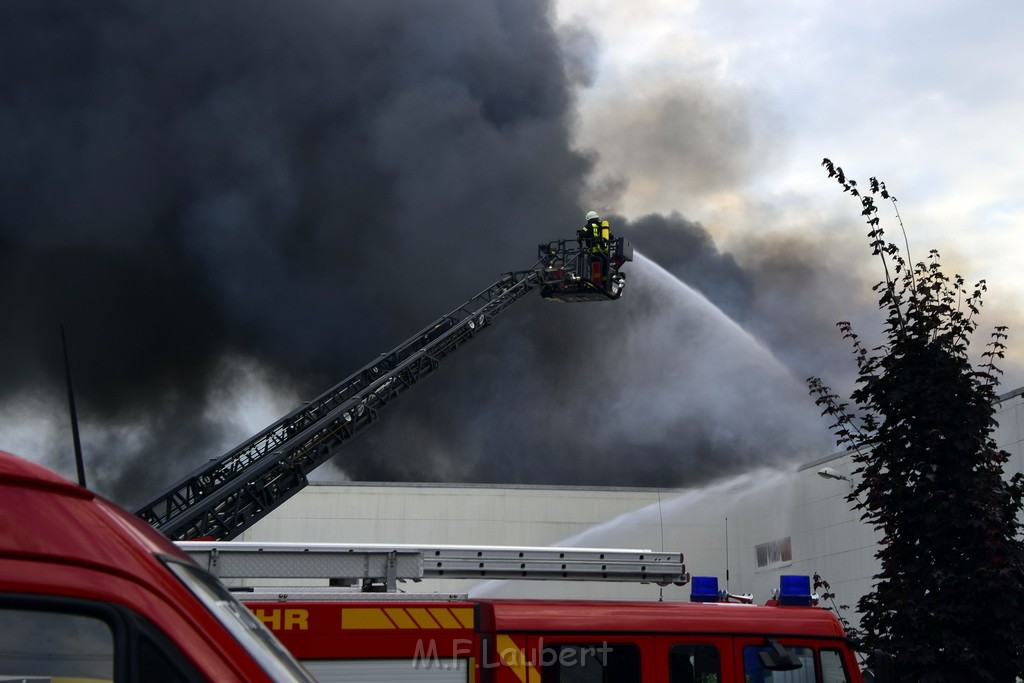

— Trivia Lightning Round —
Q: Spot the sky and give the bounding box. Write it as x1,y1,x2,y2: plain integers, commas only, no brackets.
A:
1,1,1021,504
559,0,1024,381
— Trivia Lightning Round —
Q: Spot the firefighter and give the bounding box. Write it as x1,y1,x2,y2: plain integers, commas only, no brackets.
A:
578,210,602,249
580,210,611,286
583,212,613,255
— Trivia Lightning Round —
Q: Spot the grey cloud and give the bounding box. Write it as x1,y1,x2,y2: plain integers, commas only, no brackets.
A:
1,0,855,505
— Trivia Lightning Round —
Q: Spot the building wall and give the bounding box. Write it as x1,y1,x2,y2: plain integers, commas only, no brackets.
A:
239,483,678,599
241,483,669,549
241,387,1024,616
997,387,1024,469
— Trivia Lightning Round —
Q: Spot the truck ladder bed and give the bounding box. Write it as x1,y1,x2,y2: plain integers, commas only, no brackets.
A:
178,541,689,591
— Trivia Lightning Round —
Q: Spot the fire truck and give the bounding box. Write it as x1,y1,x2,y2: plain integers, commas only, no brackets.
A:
180,541,874,682
0,449,315,681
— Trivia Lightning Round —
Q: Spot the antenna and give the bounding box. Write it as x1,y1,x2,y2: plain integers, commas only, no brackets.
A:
60,324,87,488
658,491,666,602
725,516,730,590
657,491,665,552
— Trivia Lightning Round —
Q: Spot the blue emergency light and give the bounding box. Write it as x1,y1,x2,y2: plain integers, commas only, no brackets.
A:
689,576,721,603
778,575,813,606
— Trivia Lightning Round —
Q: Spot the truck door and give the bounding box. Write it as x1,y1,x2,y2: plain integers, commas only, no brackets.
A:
733,637,857,683
525,634,654,682
654,635,735,683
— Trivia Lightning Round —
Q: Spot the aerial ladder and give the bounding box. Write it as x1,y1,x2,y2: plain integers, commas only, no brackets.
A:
135,235,633,541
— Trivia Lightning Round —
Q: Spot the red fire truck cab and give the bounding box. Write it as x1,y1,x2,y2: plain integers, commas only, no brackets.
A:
0,450,314,682
247,584,865,682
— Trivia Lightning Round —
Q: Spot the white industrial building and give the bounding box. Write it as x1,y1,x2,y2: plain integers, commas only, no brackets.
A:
240,386,1024,626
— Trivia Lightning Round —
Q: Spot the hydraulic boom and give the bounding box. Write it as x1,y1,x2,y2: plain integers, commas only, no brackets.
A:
135,237,631,541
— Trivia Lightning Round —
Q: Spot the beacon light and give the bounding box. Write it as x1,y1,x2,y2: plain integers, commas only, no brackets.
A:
690,575,721,603
778,575,813,606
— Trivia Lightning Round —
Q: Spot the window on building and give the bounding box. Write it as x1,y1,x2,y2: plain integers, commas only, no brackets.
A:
755,537,792,568
669,644,721,683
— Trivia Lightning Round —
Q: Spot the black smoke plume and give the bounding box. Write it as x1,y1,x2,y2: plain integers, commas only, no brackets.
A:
1,0,839,505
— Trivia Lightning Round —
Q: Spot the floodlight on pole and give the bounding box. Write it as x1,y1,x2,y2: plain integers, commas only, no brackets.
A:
817,467,854,488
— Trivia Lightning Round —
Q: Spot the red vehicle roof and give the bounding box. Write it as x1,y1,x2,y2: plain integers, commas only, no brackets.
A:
0,450,283,681
0,449,191,573
0,447,90,491
479,598,847,639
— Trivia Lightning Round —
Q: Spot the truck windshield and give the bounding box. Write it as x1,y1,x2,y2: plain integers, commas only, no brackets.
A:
163,558,314,683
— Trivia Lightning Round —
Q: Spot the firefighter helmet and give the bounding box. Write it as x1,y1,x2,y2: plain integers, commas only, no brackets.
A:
585,211,599,221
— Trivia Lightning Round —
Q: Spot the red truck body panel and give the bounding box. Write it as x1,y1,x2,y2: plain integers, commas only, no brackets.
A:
0,450,307,682
247,595,862,682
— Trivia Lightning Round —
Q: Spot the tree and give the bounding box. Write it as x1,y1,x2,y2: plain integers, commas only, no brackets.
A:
808,159,1024,681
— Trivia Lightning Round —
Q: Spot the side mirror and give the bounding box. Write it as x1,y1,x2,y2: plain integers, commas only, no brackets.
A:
759,639,803,671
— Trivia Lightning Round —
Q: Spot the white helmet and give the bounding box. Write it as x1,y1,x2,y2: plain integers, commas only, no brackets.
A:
585,211,599,221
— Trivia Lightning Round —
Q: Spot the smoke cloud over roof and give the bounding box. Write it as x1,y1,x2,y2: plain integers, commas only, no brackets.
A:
1,1,850,505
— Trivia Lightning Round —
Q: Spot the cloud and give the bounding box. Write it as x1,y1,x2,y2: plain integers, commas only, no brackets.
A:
0,0,591,502
0,0,924,508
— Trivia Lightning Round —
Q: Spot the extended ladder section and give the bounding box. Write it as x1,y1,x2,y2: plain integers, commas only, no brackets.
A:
135,270,543,541
135,235,633,543
178,542,689,592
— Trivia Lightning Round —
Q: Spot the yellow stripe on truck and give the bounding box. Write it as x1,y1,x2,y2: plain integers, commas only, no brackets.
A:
495,634,541,683
407,607,440,629
341,607,476,630
385,608,420,629
430,608,462,629
496,634,528,683
341,608,397,630
451,607,474,628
